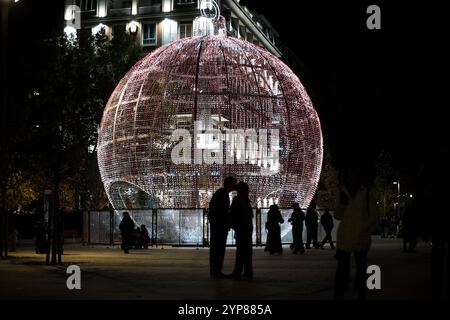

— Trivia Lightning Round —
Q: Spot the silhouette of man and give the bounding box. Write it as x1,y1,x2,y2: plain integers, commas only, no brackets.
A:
208,176,237,278
288,203,305,254
320,208,335,249
229,181,254,279
402,200,418,253
119,212,135,254
305,204,319,249
34,222,47,254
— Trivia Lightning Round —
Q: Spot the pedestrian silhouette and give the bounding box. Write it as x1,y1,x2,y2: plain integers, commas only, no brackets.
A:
305,204,319,249
8,224,18,252
288,203,305,254
119,211,135,253
320,208,335,249
333,168,379,300
380,215,389,238
208,176,237,278
34,222,48,254
228,181,254,279
265,204,284,255
133,227,141,248
140,224,151,249
402,200,418,253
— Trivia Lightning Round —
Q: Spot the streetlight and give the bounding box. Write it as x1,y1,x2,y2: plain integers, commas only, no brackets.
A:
393,181,400,219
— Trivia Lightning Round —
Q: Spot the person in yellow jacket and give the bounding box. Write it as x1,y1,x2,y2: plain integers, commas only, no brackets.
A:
333,169,379,300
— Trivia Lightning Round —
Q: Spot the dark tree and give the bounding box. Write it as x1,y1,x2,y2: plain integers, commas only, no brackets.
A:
1,27,142,263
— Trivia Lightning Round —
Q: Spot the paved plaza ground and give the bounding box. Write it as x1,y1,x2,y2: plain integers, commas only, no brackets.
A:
0,238,433,300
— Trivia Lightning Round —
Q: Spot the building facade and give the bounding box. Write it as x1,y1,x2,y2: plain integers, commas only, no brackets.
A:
64,0,282,57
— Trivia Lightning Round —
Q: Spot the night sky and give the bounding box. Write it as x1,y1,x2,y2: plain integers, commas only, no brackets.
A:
4,0,440,177
240,0,440,176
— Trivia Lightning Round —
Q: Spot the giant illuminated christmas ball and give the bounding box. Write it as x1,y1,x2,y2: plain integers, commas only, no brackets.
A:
97,19,323,210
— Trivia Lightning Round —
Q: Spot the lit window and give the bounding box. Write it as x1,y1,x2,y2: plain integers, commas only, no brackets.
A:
142,22,157,45
179,22,192,39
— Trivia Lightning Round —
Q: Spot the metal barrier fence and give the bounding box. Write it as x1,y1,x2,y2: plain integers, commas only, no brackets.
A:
84,209,339,246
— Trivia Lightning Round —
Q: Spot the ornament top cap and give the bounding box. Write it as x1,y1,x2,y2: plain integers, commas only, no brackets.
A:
194,0,226,37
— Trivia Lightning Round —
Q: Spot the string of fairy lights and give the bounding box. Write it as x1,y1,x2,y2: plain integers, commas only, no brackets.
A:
97,6,323,210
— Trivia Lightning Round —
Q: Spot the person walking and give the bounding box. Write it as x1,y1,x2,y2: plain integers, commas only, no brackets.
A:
228,181,254,280
208,176,237,278
119,211,135,254
320,209,335,249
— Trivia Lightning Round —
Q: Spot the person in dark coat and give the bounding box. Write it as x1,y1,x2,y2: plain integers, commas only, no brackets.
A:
208,176,237,278
288,203,305,254
333,168,379,300
228,181,254,279
265,204,284,255
320,208,335,249
380,216,389,238
305,204,319,249
119,211,135,253
8,225,18,252
140,224,151,249
402,200,418,253
133,227,142,248
34,222,48,254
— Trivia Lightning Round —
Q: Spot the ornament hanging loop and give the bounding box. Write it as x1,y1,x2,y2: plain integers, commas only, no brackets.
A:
200,0,220,21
